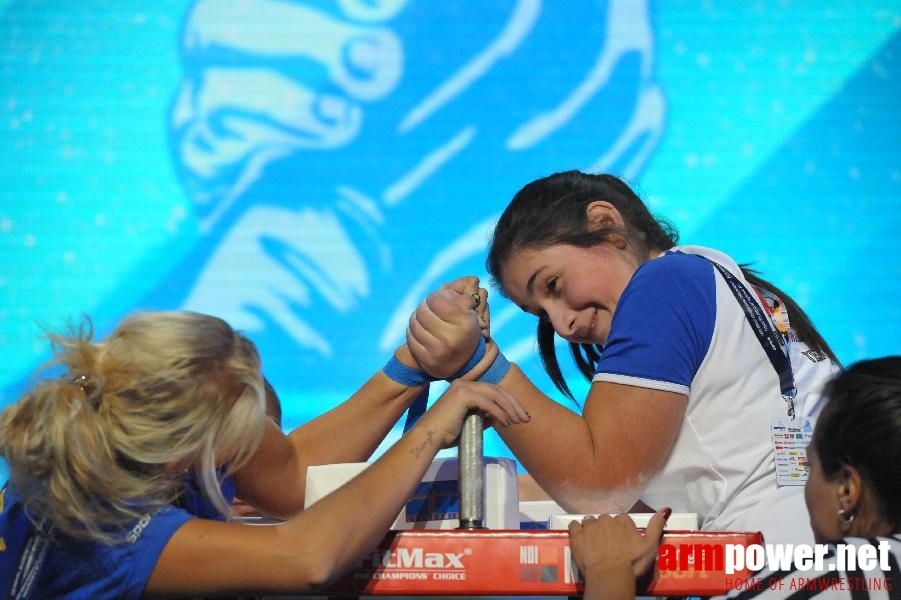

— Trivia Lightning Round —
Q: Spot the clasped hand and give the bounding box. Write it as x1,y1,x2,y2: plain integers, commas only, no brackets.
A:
406,276,492,380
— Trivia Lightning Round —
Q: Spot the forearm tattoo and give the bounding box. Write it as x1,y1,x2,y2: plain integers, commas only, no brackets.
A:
411,429,435,458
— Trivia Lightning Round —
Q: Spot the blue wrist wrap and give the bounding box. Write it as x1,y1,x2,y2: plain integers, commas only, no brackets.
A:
477,351,511,384
382,356,434,434
391,337,507,433
402,386,431,433
448,336,487,380
382,356,435,387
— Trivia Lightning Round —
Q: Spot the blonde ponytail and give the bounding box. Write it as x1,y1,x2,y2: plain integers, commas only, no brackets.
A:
0,311,268,543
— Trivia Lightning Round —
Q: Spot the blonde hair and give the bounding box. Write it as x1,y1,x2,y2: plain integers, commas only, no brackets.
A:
0,311,268,543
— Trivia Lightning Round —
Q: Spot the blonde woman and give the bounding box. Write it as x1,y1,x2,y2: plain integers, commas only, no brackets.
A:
0,310,528,598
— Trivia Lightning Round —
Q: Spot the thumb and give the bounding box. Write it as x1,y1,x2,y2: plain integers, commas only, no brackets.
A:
646,507,669,543
632,507,669,577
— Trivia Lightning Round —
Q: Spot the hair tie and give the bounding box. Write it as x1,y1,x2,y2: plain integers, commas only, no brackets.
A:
71,374,101,410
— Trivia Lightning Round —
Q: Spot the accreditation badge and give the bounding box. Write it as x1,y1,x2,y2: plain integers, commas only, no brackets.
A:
770,417,814,486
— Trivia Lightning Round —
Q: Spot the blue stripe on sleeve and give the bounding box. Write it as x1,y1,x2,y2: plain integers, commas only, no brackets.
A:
597,252,716,389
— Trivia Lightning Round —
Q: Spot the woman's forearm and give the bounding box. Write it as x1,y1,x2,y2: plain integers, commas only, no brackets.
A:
280,418,448,588
287,344,424,465
235,346,425,517
493,364,685,514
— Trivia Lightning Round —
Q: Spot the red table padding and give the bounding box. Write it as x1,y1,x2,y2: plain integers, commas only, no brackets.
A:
324,529,764,596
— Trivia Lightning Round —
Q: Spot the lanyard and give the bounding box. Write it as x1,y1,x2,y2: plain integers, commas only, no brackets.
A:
707,260,797,418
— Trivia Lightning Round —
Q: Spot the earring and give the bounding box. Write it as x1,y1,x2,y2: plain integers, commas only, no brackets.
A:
837,509,855,524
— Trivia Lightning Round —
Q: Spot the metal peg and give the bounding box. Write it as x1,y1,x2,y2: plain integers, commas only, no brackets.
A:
458,410,484,529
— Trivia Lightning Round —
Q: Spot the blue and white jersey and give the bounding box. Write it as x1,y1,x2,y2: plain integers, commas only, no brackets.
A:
595,245,838,544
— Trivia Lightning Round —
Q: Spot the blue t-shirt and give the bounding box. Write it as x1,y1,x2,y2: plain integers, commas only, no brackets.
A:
0,475,235,599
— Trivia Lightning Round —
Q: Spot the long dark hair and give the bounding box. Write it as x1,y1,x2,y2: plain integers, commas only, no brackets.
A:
487,170,839,401
814,357,901,529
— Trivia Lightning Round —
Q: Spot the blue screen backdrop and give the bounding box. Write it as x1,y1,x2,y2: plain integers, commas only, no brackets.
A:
2,1,899,472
